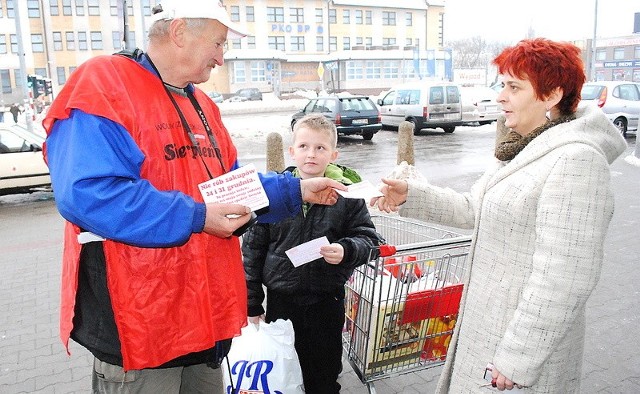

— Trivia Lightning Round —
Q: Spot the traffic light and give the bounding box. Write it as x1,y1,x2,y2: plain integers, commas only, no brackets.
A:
27,74,38,97
44,79,53,96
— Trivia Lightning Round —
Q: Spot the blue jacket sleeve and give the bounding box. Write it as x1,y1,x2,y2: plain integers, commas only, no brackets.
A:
228,161,302,223
45,109,204,247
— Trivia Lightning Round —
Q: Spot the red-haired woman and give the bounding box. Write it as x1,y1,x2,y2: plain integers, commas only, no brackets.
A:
372,38,627,392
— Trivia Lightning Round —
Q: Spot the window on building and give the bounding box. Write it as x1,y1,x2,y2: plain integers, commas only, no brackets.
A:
406,38,413,47
291,36,305,52
31,34,44,52
35,68,47,78
0,36,6,54
355,10,363,24
365,11,372,25
126,1,132,16
88,0,99,16
69,66,77,74
290,7,303,23
234,62,246,83
27,0,40,17
406,12,412,26
66,31,75,50
415,38,420,49
343,37,350,50
50,0,59,15
231,38,241,49
613,47,625,60
246,6,254,22
0,1,3,17
329,9,336,24
112,31,121,50
7,0,15,18
316,36,323,52
346,61,363,80
247,36,256,49
366,61,381,79
343,10,350,24
90,31,102,50
383,37,396,46
596,49,606,61
365,37,372,47
438,13,444,47
635,46,640,59
142,0,151,16
268,36,285,51
10,34,17,53
356,37,363,46
62,0,71,16
53,32,63,51
110,0,117,16
230,6,240,22
251,61,266,82
1,70,11,94
57,66,66,85
315,8,323,23
75,0,85,16
383,12,396,26
383,61,399,78
267,7,284,22
78,31,87,50
329,36,337,52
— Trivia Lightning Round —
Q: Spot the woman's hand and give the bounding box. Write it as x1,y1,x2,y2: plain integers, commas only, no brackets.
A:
370,178,409,213
491,366,523,391
248,315,264,325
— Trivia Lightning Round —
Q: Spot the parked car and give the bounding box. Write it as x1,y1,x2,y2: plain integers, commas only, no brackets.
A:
580,81,640,137
232,88,263,101
460,86,502,125
207,91,224,103
0,124,51,196
377,82,463,133
291,96,382,140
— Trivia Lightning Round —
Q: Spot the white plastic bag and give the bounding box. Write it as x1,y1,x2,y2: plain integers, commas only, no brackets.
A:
223,319,304,394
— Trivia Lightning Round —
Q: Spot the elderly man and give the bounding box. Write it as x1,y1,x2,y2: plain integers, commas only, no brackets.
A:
42,1,344,392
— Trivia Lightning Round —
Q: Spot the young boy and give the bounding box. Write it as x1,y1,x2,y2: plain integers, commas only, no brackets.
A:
242,113,381,393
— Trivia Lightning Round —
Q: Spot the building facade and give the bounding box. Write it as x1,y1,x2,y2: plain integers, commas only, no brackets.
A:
0,0,448,105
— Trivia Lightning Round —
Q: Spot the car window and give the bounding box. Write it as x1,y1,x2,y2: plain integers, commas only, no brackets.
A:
614,84,640,101
0,130,30,153
397,90,420,105
429,87,444,104
446,86,460,104
324,99,337,113
581,85,603,100
381,91,396,106
304,99,317,112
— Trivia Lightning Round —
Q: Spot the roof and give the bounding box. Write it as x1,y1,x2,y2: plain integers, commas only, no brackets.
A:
330,0,437,11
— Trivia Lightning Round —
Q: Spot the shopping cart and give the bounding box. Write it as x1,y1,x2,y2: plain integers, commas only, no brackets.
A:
343,214,472,393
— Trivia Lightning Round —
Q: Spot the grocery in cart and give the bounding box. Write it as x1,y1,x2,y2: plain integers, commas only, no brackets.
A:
343,214,471,393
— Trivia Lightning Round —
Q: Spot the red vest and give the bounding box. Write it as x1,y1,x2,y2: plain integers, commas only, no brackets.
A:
44,55,246,370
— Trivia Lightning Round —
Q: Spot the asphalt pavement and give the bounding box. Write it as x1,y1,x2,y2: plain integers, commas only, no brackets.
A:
0,107,639,393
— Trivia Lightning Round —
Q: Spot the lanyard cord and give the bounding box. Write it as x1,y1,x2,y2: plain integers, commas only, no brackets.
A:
144,54,227,178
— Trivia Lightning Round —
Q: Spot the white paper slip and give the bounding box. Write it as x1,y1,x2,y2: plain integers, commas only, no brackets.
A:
335,180,384,200
198,163,269,212
285,236,330,267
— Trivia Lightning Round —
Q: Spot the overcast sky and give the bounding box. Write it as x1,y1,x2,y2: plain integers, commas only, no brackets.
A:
444,0,639,43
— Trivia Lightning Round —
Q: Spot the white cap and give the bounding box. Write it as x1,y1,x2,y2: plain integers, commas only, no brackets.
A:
151,0,249,38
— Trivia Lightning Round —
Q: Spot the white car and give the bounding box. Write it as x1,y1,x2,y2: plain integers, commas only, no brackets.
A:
580,81,640,137
0,124,51,195
460,86,502,126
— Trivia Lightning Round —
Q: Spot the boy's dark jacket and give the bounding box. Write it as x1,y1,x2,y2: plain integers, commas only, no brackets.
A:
242,165,382,316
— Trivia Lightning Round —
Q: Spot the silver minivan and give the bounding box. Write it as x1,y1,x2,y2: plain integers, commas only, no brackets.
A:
580,81,640,137
377,82,463,133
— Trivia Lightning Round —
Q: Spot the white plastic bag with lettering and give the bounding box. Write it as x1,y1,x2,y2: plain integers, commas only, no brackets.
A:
223,319,304,394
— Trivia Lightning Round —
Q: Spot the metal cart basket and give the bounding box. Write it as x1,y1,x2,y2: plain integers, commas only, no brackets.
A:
343,214,472,393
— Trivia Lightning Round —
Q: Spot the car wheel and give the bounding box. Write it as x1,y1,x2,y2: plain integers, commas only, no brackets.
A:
443,126,456,133
407,118,420,135
613,117,627,138
362,131,374,141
